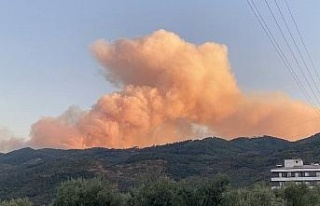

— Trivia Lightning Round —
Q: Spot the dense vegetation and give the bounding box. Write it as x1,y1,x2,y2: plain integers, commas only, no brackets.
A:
0,198,33,206
1,133,320,205
2,177,320,206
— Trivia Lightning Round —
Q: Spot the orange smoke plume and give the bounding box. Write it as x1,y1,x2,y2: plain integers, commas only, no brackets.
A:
27,30,319,149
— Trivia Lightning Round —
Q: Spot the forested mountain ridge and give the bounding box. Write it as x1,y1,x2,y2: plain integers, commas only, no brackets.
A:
1,133,320,205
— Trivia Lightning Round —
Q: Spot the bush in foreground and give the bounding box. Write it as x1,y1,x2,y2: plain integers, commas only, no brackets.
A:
8,176,320,206
0,198,33,206
52,178,125,206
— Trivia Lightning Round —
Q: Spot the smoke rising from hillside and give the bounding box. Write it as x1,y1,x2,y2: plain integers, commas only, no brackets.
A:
0,127,24,152
24,30,320,149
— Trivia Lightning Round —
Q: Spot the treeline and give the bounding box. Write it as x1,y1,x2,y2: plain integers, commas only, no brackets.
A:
2,176,320,206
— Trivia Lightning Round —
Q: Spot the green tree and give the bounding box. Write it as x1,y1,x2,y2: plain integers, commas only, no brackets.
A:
0,198,33,206
249,183,283,206
128,175,230,206
127,178,179,206
280,183,320,206
222,188,251,206
196,175,230,206
173,180,199,206
52,178,124,206
222,183,284,206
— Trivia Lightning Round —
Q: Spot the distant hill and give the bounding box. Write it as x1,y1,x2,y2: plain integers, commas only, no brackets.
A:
230,136,290,151
1,133,320,205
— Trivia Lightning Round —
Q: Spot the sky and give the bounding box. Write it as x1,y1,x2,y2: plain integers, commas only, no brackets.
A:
0,1,320,150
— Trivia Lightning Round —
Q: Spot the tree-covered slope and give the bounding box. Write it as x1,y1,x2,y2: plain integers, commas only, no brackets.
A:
0,133,319,205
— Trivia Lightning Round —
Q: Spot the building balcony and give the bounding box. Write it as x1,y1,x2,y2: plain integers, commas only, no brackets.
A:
271,176,320,182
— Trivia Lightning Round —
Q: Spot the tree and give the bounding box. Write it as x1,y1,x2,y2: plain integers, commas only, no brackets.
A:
0,198,33,206
280,183,320,206
52,178,124,206
222,183,283,206
127,178,179,206
196,175,230,206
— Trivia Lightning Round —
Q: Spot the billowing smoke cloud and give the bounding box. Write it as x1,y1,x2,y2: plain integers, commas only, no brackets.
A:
0,127,24,153
26,30,319,149
27,106,86,149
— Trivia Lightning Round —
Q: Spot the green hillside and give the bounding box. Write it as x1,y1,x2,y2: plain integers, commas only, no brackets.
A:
0,134,319,205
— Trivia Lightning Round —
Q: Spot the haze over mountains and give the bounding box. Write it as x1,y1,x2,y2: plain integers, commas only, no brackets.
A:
1,133,320,205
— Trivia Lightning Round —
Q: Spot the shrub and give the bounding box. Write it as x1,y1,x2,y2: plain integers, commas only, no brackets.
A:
52,178,125,206
0,198,33,206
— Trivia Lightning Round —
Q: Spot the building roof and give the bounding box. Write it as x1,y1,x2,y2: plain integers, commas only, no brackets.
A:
271,165,320,172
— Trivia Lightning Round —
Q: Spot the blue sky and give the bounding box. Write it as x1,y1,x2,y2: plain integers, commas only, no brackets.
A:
0,0,319,139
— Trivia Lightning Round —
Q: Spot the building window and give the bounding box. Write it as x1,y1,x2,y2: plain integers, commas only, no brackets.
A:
272,172,280,178
310,172,316,177
305,172,309,177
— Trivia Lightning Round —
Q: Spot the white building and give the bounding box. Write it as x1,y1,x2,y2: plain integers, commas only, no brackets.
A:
271,159,320,188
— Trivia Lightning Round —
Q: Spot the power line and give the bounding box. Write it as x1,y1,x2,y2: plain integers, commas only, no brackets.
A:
284,0,320,86
272,0,320,97
263,0,320,107
246,0,319,112
247,0,320,137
